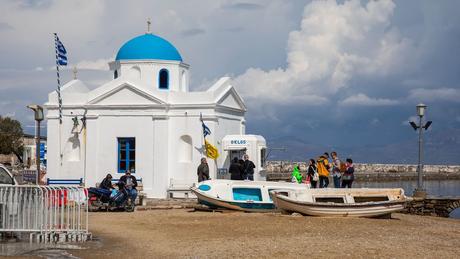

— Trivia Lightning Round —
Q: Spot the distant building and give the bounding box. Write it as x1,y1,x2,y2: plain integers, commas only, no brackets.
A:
0,134,46,169
45,30,248,198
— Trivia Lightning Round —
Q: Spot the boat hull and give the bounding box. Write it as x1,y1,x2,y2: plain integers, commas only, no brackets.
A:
192,187,275,212
191,179,308,212
273,195,405,217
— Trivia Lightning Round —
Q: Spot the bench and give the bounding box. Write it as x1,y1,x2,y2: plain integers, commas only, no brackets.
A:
167,179,194,198
47,178,84,186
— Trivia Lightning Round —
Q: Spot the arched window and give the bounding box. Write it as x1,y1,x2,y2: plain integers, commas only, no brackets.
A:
159,69,169,89
114,70,118,79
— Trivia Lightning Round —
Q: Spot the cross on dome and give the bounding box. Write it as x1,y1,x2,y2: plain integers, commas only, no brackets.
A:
147,18,151,34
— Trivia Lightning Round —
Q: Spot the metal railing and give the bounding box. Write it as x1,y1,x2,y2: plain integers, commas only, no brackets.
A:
0,185,91,243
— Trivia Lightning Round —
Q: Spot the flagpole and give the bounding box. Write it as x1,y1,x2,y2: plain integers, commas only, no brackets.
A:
54,33,63,124
54,33,63,164
200,113,206,157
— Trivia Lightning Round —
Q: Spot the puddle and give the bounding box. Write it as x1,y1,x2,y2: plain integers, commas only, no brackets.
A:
0,237,101,258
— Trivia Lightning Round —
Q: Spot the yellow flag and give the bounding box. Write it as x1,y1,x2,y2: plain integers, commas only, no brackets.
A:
204,139,219,159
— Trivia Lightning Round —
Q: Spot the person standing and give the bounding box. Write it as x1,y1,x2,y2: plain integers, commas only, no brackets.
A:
341,158,355,188
119,169,138,202
307,159,318,188
331,152,342,188
317,153,330,188
229,157,243,180
243,154,256,181
291,164,303,184
197,158,210,182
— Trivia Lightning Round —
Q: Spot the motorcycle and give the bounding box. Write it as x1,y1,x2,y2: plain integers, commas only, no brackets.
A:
87,187,135,212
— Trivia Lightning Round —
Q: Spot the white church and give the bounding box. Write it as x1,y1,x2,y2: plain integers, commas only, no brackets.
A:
45,29,267,198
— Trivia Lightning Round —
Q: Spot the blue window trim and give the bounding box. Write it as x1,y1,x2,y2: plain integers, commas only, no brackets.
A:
117,138,135,174
158,69,169,90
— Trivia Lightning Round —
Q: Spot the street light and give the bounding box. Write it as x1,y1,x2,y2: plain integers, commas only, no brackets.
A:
409,103,432,198
27,104,44,185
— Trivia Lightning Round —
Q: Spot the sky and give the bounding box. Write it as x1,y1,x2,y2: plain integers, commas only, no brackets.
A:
0,0,459,164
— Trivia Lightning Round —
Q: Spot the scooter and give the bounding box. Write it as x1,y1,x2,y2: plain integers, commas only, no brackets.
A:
88,186,135,212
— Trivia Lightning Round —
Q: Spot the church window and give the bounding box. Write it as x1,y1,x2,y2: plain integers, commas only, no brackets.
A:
114,70,118,79
117,138,136,173
159,69,169,89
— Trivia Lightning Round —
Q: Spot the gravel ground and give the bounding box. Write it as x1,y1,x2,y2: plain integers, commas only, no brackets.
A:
71,209,460,258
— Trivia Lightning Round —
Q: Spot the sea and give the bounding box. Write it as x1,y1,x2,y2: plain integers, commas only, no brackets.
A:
354,179,460,219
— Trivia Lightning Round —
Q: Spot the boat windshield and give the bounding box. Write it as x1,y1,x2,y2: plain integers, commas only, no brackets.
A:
233,188,262,201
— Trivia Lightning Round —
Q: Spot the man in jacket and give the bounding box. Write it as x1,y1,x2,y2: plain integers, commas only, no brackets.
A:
317,153,330,188
119,169,138,202
229,157,243,180
99,173,113,190
197,158,210,182
243,154,256,181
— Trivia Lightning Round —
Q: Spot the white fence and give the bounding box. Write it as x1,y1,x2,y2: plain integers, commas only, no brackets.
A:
0,185,91,243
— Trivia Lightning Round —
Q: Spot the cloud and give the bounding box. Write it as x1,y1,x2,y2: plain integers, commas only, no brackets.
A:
339,93,399,106
72,57,113,71
234,0,414,106
408,88,460,103
0,22,13,31
222,2,264,11
17,0,53,9
181,28,206,37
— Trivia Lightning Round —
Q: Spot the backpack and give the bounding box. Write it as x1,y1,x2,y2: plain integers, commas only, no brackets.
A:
340,162,347,173
312,166,319,181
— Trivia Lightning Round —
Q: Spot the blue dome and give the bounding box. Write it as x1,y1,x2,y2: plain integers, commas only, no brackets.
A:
115,34,182,61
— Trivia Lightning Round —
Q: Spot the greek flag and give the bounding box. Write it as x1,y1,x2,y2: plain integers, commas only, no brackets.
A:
202,121,211,138
55,35,68,66
54,33,68,124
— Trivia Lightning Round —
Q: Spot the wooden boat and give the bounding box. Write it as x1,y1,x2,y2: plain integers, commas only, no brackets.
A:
190,179,308,212
270,188,408,218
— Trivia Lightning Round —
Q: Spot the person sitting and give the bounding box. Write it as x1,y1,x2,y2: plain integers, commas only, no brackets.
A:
119,169,138,202
229,157,243,180
99,173,113,190
341,158,355,188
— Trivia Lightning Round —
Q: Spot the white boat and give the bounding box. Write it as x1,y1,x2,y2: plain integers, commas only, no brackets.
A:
270,188,408,218
190,179,308,212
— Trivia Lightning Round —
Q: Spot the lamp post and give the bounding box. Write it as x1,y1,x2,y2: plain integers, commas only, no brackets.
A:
27,105,44,185
409,103,432,198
